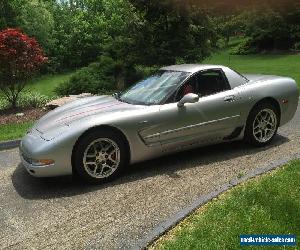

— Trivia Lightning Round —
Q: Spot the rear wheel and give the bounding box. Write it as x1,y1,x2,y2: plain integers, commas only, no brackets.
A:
73,130,127,183
244,102,279,146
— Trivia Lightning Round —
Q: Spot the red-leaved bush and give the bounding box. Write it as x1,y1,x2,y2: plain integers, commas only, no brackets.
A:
0,28,47,108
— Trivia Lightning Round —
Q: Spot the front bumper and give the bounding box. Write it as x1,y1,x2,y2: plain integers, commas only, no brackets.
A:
19,129,73,177
20,151,57,177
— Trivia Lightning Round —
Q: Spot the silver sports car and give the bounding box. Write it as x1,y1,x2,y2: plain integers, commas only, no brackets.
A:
20,64,299,182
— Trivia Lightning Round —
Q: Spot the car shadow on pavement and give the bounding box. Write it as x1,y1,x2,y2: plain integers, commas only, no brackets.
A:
11,134,289,200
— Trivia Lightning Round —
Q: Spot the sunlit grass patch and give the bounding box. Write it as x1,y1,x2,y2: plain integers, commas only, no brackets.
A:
151,160,300,250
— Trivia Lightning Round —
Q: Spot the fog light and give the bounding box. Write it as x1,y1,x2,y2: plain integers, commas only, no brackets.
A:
32,159,55,166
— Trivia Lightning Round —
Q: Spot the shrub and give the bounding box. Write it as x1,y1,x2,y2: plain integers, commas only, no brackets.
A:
230,38,258,55
236,8,299,53
0,28,47,108
0,97,9,110
55,56,118,96
55,55,161,96
17,92,51,108
0,91,51,110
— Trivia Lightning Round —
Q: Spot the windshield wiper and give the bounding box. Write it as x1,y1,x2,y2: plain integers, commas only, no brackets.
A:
113,93,132,104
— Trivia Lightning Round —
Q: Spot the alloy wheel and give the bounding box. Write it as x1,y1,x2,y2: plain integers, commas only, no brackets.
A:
83,138,120,179
252,108,277,143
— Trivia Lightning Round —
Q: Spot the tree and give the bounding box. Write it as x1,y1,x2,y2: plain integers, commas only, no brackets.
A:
216,15,243,46
0,0,20,30
129,0,218,65
0,28,47,108
17,0,54,51
225,2,300,53
0,0,54,53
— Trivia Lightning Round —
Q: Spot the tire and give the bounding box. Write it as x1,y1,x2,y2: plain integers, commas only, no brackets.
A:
244,102,279,147
73,129,128,183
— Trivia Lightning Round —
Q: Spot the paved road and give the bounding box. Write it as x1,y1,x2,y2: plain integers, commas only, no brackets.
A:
0,103,300,249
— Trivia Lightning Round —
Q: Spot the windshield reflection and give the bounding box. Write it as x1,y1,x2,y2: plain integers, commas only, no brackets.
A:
119,70,190,105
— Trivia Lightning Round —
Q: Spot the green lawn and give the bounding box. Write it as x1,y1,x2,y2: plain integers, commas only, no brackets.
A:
26,72,74,97
152,160,300,250
204,43,300,88
0,121,34,141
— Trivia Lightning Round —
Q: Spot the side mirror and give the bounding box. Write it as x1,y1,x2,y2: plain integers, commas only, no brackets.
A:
177,93,199,107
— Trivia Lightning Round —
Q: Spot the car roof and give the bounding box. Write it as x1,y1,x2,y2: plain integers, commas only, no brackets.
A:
160,64,226,74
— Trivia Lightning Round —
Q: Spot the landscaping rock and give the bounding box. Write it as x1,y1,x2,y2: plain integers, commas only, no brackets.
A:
45,93,93,110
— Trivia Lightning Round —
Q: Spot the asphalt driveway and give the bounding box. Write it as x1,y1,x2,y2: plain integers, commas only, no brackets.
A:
0,102,299,249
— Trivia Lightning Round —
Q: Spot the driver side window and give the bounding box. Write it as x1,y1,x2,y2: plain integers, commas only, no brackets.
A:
175,69,230,102
175,75,198,102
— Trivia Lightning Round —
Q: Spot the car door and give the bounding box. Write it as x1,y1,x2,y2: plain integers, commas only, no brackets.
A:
157,69,243,149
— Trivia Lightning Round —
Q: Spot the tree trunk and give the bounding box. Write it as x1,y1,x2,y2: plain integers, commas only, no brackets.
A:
116,73,125,91
11,97,17,109
225,34,230,47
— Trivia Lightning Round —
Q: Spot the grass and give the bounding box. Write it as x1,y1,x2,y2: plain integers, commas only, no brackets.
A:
0,121,34,141
151,160,300,250
204,39,300,88
26,72,74,97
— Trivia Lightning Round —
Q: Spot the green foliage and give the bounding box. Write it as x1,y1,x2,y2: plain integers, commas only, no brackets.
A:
55,56,118,95
0,0,20,29
230,38,258,55
17,92,51,108
244,9,290,50
49,0,140,70
0,97,9,110
232,5,300,53
0,0,220,76
0,91,51,110
0,0,54,50
134,65,160,80
17,0,54,50
130,1,218,65
215,14,244,47
55,55,161,96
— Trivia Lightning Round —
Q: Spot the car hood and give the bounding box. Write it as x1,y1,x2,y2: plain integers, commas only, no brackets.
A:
34,95,143,134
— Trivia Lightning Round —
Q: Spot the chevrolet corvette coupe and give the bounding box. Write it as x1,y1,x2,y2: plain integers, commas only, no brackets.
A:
20,64,299,182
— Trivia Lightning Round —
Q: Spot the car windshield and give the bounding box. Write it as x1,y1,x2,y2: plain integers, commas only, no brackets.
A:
119,70,190,105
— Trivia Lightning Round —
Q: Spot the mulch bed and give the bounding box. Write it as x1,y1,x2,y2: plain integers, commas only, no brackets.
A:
0,107,48,125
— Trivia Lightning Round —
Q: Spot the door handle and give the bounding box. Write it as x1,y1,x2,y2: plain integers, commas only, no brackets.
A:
224,95,235,102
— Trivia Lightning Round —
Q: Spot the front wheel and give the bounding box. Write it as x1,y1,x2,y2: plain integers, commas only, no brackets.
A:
244,103,279,146
73,130,127,183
